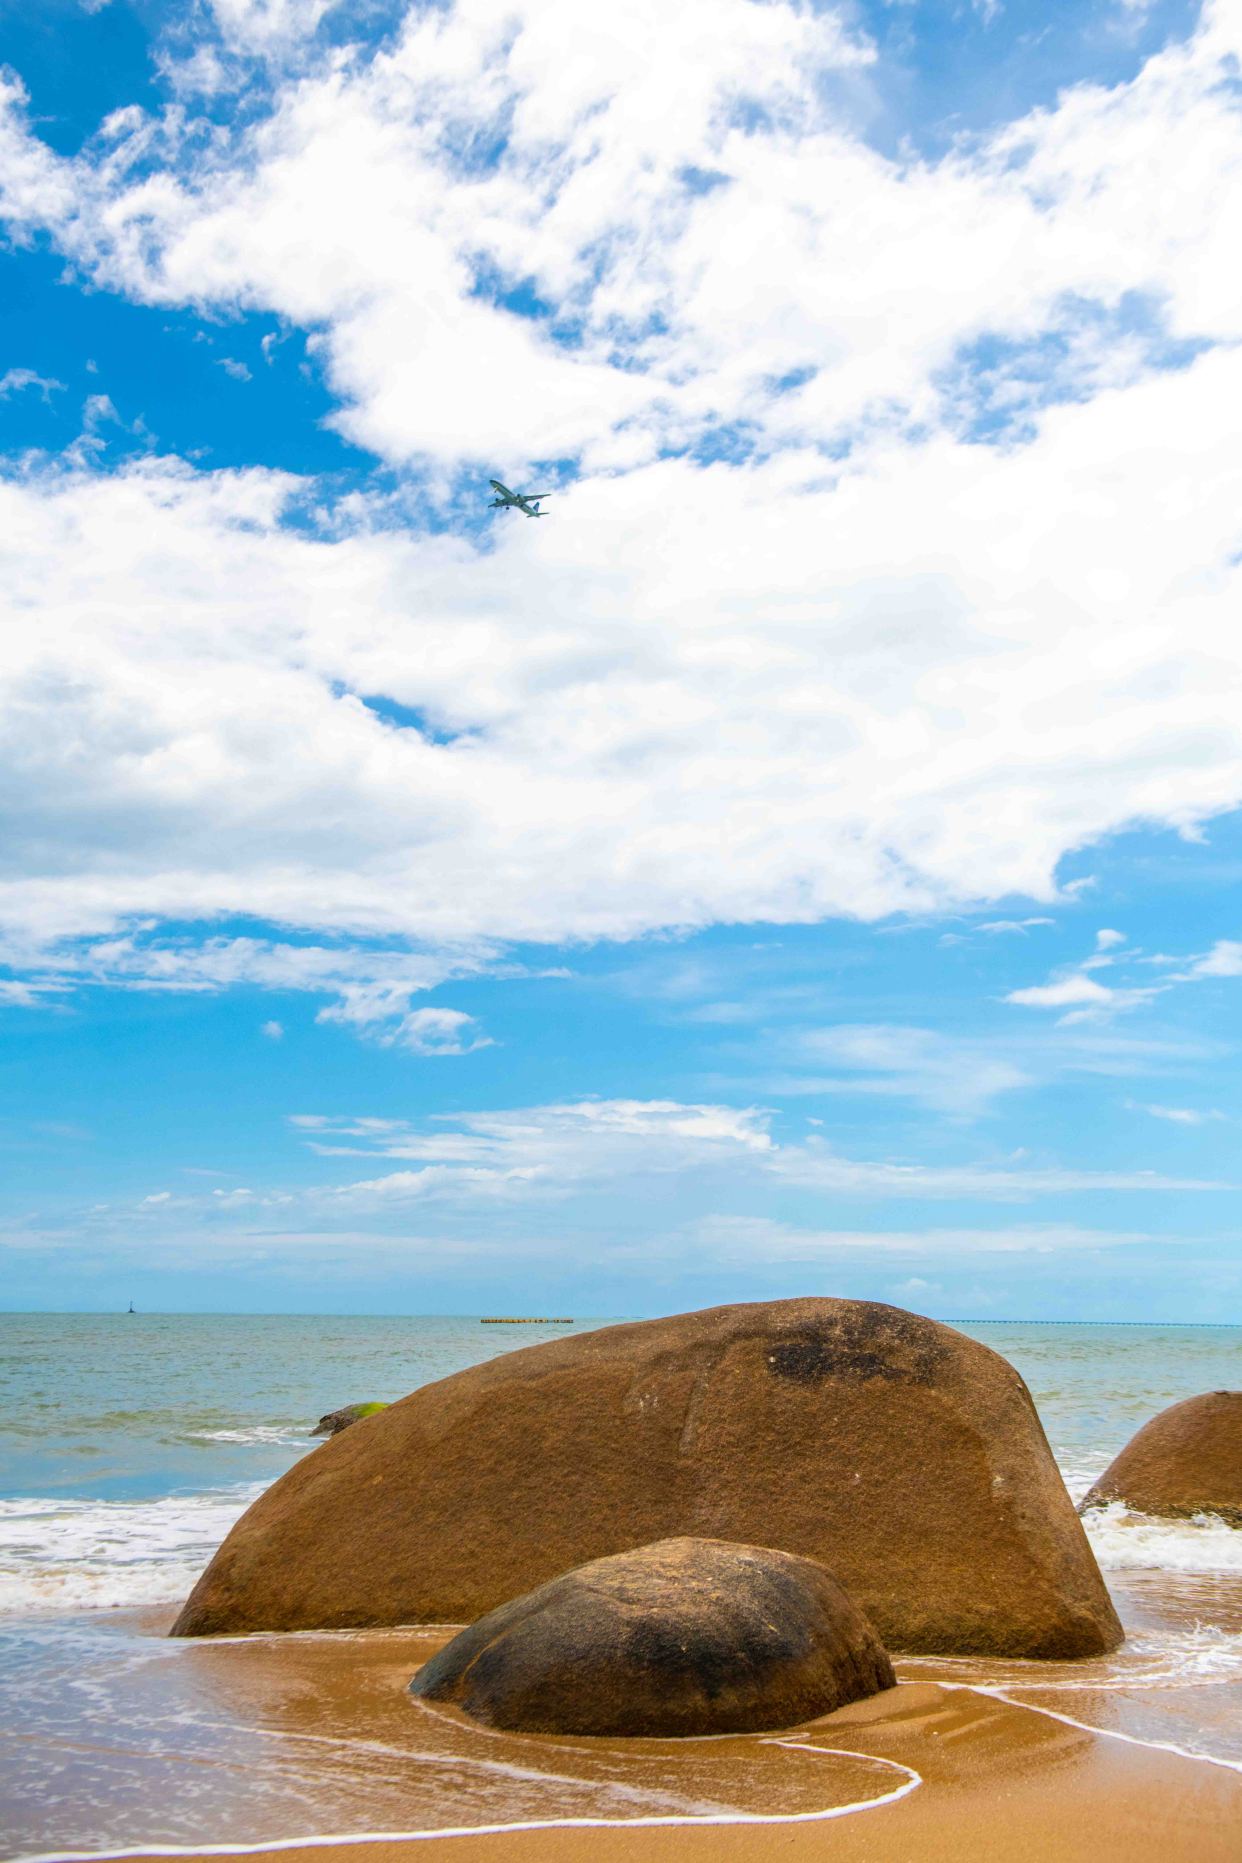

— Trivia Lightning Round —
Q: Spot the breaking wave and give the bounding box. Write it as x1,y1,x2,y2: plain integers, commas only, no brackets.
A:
1081,1501,1242,1576
0,1487,261,1613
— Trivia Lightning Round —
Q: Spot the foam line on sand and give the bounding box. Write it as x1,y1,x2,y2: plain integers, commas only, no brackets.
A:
967,1685,1242,1776
8,1740,922,1863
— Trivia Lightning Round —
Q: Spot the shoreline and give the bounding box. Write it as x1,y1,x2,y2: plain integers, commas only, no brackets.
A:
13,1680,1242,1863
6,1600,1242,1863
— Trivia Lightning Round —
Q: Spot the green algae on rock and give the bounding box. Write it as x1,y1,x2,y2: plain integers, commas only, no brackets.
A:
311,1402,388,1437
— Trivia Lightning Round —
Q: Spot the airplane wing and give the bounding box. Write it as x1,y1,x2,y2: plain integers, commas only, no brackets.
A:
521,491,553,500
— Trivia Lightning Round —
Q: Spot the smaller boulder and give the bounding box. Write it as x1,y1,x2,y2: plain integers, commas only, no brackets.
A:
1081,1391,1242,1525
409,1536,894,1738
310,1402,387,1438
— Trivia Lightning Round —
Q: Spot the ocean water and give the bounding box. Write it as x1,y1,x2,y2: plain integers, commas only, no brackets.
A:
0,1313,617,1611
0,1312,1239,1856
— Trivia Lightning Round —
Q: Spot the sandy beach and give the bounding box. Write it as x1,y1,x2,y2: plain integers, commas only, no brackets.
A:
133,1712,1242,1863
27,1675,1242,1863
7,1584,1242,1863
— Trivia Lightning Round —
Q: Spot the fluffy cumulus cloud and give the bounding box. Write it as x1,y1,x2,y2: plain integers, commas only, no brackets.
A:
207,0,333,51
2,2,1242,1011
317,998,492,1053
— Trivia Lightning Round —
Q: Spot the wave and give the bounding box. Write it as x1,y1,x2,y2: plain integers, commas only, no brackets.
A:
185,1425,312,1447
1081,1500,1242,1576
0,1487,261,1613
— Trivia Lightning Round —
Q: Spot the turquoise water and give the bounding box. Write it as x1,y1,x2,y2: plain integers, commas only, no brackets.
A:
0,1311,616,1504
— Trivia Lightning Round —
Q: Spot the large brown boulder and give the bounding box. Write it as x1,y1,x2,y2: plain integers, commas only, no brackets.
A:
409,1536,895,1737
1081,1391,1242,1525
172,1298,1121,1657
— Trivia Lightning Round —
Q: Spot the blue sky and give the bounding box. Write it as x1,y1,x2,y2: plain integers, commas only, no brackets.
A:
2,0,1241,1319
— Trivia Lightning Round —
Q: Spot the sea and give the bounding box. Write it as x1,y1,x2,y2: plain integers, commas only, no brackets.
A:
1,1313,1240,1856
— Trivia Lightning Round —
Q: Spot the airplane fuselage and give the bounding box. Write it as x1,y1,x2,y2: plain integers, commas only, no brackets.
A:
488,479,550,517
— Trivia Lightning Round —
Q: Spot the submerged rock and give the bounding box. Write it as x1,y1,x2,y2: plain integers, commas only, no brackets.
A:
1081,1391,1242,1526
310,1402,388,1438
173,1297,1121,1657
410,1536,895,1737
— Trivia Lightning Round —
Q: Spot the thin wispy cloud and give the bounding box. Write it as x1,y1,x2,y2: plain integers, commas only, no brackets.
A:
290,1099,1228,1206
1129,1101,1227,1126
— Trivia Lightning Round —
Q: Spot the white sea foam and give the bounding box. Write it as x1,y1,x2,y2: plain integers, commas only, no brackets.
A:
1081,1500,1242,1575
0,1487,262,1613
187,1426,311,1447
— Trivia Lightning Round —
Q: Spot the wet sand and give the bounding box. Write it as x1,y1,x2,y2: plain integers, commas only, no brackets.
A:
5,1588,1242,1863
34,1684,1242,1863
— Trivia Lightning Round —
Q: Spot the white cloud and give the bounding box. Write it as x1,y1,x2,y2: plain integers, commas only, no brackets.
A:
695,1215,1160,1258
976,918,1056,935
12,1098,1227,1279
0,978,64,1006
306,1098,772,1167
0,5,1241,976
294,1097,1225,1206
2,346,1242,965
769,1141,1221,1200
1131,1101,1226,1126
1005,966,1159,1023
1007,974,1118,1010
208,0,333,50
1179,939,1242,979
8,0,1242,468
317,1000,491,1054
0,929,494,1038
0,368,64,400
1008,929,1242,1026
261,1018,284,1039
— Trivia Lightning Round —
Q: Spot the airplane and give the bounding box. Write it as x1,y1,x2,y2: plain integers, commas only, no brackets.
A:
488,479,552,518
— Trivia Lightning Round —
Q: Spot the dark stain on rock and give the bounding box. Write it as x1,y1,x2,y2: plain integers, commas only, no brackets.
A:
768,1334,841,1384
765,1306,949,1387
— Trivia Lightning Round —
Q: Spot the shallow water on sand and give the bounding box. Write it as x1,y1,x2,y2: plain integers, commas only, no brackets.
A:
0,1610,916,1856
1,1582,1239,1860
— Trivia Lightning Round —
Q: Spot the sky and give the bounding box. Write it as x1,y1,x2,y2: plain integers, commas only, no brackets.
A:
1,0,1241,1321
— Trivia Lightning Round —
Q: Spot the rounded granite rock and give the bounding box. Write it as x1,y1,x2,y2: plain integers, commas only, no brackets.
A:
409,1536,895,1737
172,1297,1122,1658
1081,1391,1242,1526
